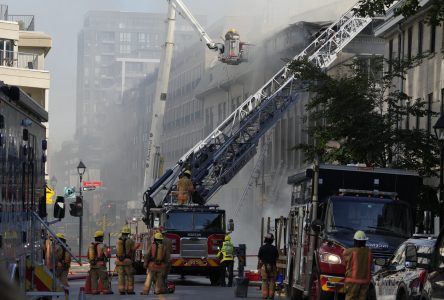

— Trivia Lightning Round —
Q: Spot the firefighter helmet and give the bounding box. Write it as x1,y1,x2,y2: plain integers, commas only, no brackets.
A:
224,235,231,241
121,226,130,234
184,170,192,176
94,230,104,238
353,230,368,241
56,233,65,240
154,232,164,240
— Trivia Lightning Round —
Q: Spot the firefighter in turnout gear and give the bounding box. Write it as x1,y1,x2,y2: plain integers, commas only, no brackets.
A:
87,230,113,295
343,231,373,300
54,233,71,286
258,233,279,299
116,226,136,295
176,170,194,205
217,235,234,287
141,232,169,295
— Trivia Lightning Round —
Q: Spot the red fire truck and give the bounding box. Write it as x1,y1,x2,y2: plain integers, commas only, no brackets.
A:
136,204,233,285
284,164,421,299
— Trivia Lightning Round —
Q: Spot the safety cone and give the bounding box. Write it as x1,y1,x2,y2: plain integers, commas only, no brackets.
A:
78,287,86,300
84,273,92,294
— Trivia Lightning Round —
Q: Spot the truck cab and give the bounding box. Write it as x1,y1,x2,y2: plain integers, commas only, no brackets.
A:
145,204,228,285
285,164,421,299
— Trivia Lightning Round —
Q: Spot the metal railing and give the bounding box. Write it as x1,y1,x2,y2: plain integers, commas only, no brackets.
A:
0,49,39,69
8,15,35,31
0,4,7,21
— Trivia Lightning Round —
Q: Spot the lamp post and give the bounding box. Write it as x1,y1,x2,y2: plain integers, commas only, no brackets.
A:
433,116,444,228
77,161,86,260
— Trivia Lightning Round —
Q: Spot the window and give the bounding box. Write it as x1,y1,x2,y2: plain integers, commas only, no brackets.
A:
441,88,444,115
138,33,146,43
418,21,424,55
405,100,410,129
119,32,131,43
427,93,433,134
119,44,131,54
430,24,436,53
388,39,393,73
407,27,413,60
416,98,421,129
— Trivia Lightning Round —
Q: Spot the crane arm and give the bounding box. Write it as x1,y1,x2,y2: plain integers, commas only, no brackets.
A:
171,0,220,51
143,1,372,211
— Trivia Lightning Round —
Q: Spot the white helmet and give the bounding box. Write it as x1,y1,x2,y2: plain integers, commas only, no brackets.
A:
353,230,369,241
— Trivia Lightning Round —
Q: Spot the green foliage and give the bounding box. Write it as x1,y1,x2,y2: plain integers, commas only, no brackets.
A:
355,0,444,26
288,56,439,178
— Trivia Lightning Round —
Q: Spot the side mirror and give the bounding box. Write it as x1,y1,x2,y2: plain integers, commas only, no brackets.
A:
311,219,324,233
228,219,234,232
374,258,387,266
405,244,418,269
53,196,65,219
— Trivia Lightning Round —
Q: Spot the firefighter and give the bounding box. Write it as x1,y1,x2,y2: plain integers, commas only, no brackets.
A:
217,235,234,287
343,230,372,300
158,226,172,288
54,233,71,287
87,230,113,295
116,226,136,295
177,170,194,205
141,232,168,295
258,233,279,299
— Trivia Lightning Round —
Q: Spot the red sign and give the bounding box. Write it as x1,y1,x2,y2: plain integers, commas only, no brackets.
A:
82,181,103,187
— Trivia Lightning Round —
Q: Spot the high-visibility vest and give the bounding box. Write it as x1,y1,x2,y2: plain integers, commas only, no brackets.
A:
344,247,372,284
218,241,234,263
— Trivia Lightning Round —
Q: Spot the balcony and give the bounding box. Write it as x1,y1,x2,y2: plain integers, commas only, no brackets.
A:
0,49,38,69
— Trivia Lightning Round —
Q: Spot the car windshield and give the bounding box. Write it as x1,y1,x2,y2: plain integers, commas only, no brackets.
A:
165,211,224,232
325,197,412,238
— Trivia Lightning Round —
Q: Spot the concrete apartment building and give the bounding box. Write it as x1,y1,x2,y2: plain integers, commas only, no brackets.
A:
375,0,444,134
0,5,51,118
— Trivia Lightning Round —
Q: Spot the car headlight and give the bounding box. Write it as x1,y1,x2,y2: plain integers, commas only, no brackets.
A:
320,253,342,264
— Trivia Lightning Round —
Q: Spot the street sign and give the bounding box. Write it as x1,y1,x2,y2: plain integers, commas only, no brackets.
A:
45,185,55,204
82,181,103,187
82,186,96,192
64,186,76,199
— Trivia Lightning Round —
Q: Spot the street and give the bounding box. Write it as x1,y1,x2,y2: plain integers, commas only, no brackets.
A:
68,275,267,300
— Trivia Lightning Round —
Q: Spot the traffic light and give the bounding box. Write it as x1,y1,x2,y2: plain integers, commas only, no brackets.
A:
69,196,83,217
53,196,65,219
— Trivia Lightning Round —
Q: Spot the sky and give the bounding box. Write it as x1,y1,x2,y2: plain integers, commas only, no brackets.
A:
3,0,349,152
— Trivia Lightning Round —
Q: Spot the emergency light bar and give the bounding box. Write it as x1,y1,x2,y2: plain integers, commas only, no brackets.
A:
338,188,398,198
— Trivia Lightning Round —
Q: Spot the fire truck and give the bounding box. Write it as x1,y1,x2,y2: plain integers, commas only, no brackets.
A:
0,82,80,298
284,164,421,299
138,203,233,284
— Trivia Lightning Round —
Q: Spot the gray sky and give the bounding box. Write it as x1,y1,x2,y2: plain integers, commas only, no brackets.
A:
3,0,348,151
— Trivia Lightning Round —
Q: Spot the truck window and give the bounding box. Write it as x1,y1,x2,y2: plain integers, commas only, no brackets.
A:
165,212,193,231
325,196,411,238
194,213,224,232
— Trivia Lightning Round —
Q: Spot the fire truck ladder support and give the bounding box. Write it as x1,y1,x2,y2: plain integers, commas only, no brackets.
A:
145,2,372,207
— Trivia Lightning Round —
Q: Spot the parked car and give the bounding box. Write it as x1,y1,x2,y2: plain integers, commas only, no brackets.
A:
368,236,436,300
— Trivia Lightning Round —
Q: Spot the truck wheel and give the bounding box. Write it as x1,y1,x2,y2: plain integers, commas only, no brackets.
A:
209,269,220,286
396,289,407,300
308,269,328,300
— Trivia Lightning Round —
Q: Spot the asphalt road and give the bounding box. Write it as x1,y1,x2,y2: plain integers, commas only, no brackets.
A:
68,275,271,300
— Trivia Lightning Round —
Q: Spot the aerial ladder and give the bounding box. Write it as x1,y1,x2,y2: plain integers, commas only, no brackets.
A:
143,0,247,191
143,1,372,222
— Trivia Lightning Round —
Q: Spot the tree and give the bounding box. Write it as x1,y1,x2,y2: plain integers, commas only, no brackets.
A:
355,0,444,26
289,55,440,216
289,55,439,178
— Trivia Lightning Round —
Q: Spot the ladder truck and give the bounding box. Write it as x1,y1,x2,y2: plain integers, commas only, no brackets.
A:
141,0,372,285
143,0,247,191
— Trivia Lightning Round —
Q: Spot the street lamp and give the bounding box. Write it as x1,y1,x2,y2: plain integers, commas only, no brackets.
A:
77,161,86,261
433,116,444,228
